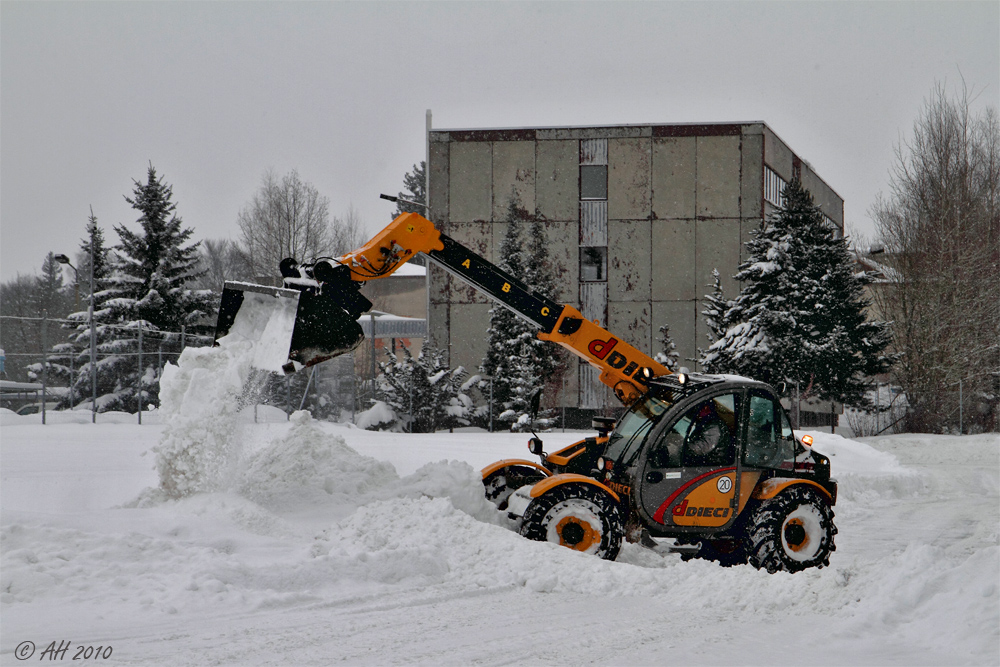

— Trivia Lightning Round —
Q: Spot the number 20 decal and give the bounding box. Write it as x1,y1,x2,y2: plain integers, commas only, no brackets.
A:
717,476,733,493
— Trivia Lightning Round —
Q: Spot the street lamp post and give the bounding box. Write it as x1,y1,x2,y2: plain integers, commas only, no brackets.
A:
54,251,97,424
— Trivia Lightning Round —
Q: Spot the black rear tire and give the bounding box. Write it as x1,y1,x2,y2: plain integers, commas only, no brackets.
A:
747,485,837,573
483,465,547,511
519,483,623,561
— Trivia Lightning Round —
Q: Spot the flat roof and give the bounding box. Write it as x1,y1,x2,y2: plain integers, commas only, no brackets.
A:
429,120,842,205
433,120,767,133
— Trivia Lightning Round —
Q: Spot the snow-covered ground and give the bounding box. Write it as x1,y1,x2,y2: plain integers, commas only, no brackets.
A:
2,407,996,666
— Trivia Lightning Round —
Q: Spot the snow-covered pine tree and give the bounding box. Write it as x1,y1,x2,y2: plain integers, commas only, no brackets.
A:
522,213,566,398
654,324,680,372
34,252,70,320
24,253,74,388
67,210,125,409
378,346,471,432
391,161,426,219
100,166,216,412
703,268,728,344
702,179,894,408
479,196,550,431
696,268,730,369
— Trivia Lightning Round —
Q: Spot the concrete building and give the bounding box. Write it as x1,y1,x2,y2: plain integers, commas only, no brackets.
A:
425,122,844,413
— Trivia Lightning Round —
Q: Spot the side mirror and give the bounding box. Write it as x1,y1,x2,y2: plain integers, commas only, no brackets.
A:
592,417,616,437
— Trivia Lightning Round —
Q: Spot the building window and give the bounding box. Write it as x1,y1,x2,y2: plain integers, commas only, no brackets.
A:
579,138,609,407
580,165,608,200
580,246,607,282
580,138,608,202
764,165,786,208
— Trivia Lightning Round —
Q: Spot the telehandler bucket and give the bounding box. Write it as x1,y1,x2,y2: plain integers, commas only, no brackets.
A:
213,278,370,374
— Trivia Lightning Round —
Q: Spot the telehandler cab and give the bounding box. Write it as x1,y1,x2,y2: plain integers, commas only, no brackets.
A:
214,203,838,573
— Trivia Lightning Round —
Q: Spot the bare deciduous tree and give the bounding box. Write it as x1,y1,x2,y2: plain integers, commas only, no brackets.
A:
871,81,1000,433
237,169,333,281
0,273,42,382
191,239,251,292
330,204,367,256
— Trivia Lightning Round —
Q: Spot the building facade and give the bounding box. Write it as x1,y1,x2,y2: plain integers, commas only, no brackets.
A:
426,122,844,411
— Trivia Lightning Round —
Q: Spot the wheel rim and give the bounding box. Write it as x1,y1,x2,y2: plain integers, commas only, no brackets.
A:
545,500,604,553
781,505,824,561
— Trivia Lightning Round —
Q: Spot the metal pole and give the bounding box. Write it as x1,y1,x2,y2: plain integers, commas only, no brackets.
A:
959,378,963,435
69,346,74,408
41,312,48,425
562,374,567,433
137,324,143,425
370,313,377,403
298,366,316,411
875,380,879,435
794,380,800,430
489,377,494,433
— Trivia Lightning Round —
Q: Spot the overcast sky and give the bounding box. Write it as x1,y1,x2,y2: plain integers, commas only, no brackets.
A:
2,1,997,283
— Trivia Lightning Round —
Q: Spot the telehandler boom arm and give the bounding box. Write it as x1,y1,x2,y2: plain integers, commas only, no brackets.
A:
216,211,670,405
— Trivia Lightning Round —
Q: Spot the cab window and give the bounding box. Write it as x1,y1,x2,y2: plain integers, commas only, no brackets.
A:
743,392,796,469
603,393,674,466
648,393,739,468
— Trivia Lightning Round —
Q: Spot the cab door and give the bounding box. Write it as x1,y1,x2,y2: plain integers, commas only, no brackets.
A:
638,391,743,529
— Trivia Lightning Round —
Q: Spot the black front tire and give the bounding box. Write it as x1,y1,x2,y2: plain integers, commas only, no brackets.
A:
483,465,547,511
747,485,837,573
519,483,623,561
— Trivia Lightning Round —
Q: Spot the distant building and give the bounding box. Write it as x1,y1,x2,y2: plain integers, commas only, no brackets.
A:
426,122,844,413
359,262,427,360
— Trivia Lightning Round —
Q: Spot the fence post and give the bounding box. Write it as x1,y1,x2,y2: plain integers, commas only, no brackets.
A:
562,374,567,433
370,313,377,404
793,380,800,430
959,378,963,435
137,324,143,425
69,346,75,408
41,312,48,425
298,366,316,411
875,380,880,435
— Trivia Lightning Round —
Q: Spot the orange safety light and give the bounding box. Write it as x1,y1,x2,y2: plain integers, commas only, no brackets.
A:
801,434,814,447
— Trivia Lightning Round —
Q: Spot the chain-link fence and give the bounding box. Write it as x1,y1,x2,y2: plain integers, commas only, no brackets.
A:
1,314,372,424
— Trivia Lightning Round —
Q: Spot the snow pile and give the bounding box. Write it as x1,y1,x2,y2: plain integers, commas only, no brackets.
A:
143,341,259,500
239,410,397,510
381,460,502,525
807,430,925,501
2,421,997,664
356,400,396,430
